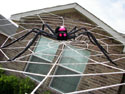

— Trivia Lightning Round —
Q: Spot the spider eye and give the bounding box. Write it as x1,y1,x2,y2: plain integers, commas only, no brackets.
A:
64,33,67,37
59,33,62,37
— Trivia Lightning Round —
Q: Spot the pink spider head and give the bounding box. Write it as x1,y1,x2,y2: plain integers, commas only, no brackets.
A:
55,26,67,33
59,26,66,31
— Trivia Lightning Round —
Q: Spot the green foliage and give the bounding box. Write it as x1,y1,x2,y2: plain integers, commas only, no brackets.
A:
19,78,35,94
0,69,4,76
0,65,4,76
0,74,35,94
42,90,51,94
0,75,19,94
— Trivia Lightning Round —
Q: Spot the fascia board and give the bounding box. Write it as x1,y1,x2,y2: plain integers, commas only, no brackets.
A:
11,3,77,21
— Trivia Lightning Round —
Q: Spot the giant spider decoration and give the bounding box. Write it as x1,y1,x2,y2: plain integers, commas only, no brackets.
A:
0,24,117,65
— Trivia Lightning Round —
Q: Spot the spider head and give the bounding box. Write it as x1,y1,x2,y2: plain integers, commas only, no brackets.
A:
55,26,68,40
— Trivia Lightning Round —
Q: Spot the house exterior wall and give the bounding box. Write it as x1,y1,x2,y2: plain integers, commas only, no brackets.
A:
2,10,125,94
0,34,9,61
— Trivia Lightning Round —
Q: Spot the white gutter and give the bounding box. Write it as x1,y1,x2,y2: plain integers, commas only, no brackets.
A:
10,3,76,21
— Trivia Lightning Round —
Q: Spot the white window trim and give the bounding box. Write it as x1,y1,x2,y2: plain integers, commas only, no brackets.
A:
33,54,52,63
59,64,82,74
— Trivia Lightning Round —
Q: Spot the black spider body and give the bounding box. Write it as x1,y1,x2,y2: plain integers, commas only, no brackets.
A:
55,26,68,40
0,24,117,65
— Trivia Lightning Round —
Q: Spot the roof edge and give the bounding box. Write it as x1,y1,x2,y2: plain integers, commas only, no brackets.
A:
11,3,77,21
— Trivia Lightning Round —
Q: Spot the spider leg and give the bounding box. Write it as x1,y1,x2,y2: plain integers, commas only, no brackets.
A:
40,30,56,39
68,26,77,40
8,31,41,61
69,27,96,45
88,32,116,65
87,33,96,45
78,31,117,65
69,27,87,35
68,35,76,39
85,32,108,54
43,24,56,35
42,24,45,30
20,28,40,40
1,29,38,48
68,26,77,34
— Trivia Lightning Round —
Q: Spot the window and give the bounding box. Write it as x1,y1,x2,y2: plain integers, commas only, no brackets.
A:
25,37,59,81
25,37,91,93
59,46,90,73
33,37,59,62
26,55,51,81
50,45,90,93
50,67,80,93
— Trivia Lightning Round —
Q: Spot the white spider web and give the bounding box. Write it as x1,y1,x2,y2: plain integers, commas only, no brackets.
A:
0,11,125,94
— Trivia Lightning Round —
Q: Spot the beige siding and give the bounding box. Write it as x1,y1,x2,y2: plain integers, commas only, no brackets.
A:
2,10,125,94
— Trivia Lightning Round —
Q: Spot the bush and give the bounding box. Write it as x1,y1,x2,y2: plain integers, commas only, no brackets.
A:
0,66,4,76
42,90,51,94
0,74,35,94
0,75,19,94
19,78,35,94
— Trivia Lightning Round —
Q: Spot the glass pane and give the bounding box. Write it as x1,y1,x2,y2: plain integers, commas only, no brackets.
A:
50,67,80,93
60,46,90,73
25,37,59,82
26,55,51,81
34,37,59,62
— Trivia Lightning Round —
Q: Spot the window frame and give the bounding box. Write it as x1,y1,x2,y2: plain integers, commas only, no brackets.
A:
49,65,82,93
49,45,90,93
24,36,90,93
32,36,60,62
24,37,55,82
24,55,41,83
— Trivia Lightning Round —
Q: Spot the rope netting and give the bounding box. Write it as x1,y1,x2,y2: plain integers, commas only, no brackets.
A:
0,11,125,94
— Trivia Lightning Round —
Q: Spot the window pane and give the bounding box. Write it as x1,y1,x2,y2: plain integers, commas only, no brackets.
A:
60,46,90,73
25,37,59,81
50,66,80,93
50,46,90,93
26,55,51,81
34,37,59,62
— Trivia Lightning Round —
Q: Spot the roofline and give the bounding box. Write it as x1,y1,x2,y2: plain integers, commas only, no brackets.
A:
10,3,125,52
11,3,77,21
